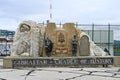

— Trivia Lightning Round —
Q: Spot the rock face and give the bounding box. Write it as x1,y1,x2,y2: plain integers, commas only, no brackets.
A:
79,32,107,56
10,21,108,57
11,20,44,57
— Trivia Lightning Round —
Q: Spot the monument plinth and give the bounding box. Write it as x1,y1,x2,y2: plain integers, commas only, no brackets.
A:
4,56,116,68
3,20,118,68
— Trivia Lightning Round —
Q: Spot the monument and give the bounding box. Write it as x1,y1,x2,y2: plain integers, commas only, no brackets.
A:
10,20,44,57
10,20,108,57
3,20,120,68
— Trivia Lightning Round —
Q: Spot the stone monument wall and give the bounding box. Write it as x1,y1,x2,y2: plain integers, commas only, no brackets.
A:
10,20,108,57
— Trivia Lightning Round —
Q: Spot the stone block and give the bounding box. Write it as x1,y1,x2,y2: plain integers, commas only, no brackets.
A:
3,56,116,68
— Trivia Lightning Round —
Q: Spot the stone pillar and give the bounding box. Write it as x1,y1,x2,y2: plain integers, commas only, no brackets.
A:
79,35,90,56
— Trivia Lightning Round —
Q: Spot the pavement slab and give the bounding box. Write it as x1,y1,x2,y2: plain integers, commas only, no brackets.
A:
0,59,120,80
0,68,120,80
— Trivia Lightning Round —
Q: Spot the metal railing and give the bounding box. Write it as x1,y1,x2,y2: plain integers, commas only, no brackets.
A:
1,23,120,56
42,22,120,54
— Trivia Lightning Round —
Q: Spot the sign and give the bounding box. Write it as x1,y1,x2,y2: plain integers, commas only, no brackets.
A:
13,58,114,67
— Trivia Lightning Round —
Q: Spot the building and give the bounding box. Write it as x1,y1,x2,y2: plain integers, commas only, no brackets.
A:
0,30,15,56
114,40,120,56
83,30,114,55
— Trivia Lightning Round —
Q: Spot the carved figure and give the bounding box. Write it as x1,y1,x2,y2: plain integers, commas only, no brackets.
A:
72,35,78,56
20,24,31,32
11,20,44,57
45,37,53,57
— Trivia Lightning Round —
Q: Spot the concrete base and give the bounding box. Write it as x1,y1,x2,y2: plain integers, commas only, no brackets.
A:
3,56,120,68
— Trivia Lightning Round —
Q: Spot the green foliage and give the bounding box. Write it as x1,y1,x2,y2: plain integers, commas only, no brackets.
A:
114,49,120,53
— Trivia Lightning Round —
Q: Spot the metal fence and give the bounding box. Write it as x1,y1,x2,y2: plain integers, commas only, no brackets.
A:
1,23,120,56
42,22,120,55
75,23,120,56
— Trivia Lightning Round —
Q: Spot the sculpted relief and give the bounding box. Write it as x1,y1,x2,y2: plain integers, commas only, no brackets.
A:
11,20,44,57
10,21,108,57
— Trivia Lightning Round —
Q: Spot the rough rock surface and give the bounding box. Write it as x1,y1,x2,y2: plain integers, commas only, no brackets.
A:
11,20,44,57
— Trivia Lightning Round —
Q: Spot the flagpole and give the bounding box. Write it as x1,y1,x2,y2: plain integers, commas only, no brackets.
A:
50,0,52,20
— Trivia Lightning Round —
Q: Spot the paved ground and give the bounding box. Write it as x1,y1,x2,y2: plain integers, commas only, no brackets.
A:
0,59,120,80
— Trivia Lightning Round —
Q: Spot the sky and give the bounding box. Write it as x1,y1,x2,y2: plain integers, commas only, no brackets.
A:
0,0,120,40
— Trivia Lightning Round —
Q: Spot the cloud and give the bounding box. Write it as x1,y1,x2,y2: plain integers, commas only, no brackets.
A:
0,0,120,40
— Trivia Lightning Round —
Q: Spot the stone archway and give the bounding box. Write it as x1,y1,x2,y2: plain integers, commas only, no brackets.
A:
79,35,90,56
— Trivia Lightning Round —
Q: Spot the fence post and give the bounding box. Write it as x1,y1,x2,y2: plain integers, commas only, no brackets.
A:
108,23,110,54
5,31,7,56
92,24,94,41
60,22,61,28
76,22,78,28
43,21,44,26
